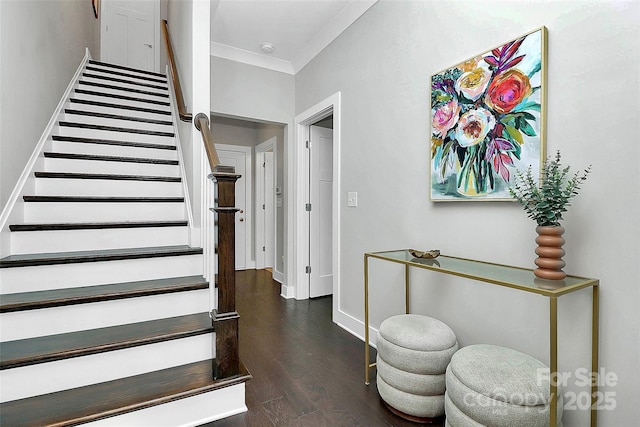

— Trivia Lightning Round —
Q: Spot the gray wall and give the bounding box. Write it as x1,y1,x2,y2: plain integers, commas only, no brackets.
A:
211,57,293,280
0,0,100,208
295,1,639,426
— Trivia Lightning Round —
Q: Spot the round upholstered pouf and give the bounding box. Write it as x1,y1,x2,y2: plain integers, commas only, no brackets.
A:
376,314,458,422
445,344,563,427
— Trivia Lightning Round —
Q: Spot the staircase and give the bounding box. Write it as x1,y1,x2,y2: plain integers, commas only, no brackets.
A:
0,58,249,426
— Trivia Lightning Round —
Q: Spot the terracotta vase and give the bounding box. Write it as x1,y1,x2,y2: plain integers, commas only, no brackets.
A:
534,226,566,280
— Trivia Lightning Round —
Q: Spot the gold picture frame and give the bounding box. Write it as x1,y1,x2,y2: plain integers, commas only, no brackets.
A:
430,27,547,202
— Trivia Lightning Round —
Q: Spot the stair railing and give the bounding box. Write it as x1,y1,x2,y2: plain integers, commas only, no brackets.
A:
161,20,192,123
163,19,241,379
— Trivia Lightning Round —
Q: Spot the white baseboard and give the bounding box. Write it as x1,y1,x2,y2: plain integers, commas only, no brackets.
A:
272,269,284,284
334,308,378,349
280,283,295,299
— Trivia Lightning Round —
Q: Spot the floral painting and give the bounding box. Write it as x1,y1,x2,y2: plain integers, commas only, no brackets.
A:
430,27,547,201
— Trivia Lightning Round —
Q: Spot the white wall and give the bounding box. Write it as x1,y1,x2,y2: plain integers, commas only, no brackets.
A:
295,1,639,426
0,0,100,209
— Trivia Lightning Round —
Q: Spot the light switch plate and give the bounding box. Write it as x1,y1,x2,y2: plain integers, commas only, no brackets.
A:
347,192,358,207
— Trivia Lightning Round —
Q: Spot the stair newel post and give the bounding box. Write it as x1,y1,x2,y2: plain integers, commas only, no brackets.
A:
211,169,241,379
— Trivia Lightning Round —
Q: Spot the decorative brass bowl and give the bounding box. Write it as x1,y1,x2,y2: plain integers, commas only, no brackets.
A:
409,249,440,259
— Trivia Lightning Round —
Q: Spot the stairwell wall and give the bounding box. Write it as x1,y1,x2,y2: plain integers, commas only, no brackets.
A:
294,1,639,426
0,0,99,209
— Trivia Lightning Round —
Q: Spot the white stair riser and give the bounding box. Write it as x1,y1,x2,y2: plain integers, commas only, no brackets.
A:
44,157,180,177
56,125,175,146
83,68,168,87
72,91,171,114
35,178,183,197
76,84,168,106
23,201,186,223
85,384,246,427
0,288,210,341
50,140,178,160
63,112,174,133
10,226,189,254
0,254,202,293
0,333,214,402
79,76,168,95
67,100,173,122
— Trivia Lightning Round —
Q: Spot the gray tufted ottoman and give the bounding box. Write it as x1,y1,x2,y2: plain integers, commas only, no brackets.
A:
376,314,459,422
445,344,563,427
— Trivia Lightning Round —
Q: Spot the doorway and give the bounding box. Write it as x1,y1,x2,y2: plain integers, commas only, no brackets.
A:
216,144,252,270
291,92,341,319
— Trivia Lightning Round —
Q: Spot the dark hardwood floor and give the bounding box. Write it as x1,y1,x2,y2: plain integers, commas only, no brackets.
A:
204,269,444,427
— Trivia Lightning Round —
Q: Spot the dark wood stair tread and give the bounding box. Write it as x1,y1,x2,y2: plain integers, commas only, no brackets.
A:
0,275,205,313
0,359,250,427
79,80,168,98
64,108,173,125
10,220,188,232
57,122,174,138
85,65,168,84
52,135,176,150
23,195,184,203
75,89,170,106
83,72,168,91
88,59,167,78
44,151,178,165
0,245,201,268
69,98,171,116
34,171,181,182
0,312,213,369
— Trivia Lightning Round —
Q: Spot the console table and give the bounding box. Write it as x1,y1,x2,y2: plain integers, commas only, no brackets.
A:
364,249,600,427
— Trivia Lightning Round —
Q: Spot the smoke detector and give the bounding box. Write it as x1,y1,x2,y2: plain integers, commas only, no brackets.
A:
260,42,275,54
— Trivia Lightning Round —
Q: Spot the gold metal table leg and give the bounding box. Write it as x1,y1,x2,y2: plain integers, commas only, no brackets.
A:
405,264,410,314
364,254,370,385
591,284,599,427
550,296,558,427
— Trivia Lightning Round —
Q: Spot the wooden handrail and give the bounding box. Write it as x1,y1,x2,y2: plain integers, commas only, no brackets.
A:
162,19,192,122
194,113,220,171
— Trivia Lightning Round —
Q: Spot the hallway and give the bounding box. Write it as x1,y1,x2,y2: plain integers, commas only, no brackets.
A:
207,269,442,427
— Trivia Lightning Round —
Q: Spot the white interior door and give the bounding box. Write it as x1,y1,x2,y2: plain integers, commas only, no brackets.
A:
256,138,276,270
309,125,333,298
216,145,252,270
264,151,275,268
101,0,157,72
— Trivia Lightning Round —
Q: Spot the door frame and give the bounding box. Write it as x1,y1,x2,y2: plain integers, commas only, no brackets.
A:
216,144,254,270
255,137,276,270
290,92,341,314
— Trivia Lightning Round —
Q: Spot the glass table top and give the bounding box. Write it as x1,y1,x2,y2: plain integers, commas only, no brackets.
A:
365,249,599,296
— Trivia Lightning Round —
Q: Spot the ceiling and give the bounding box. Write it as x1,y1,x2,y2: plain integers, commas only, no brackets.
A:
210,0,377,75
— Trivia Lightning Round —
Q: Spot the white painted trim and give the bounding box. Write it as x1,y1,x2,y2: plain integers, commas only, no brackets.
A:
84,383,247,426
210,42,294,75
291,0,377,73
165,65,197,247
215,144,253,270
290,92,341,326
255,137,276,270
334,307,377,347
0,49,91,257
273,269,284,285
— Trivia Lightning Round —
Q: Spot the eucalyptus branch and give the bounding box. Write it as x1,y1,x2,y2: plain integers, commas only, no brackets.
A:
509,151,591,226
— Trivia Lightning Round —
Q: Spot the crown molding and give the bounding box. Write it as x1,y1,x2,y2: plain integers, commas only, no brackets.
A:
209,0,377,75
210,42,295,75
